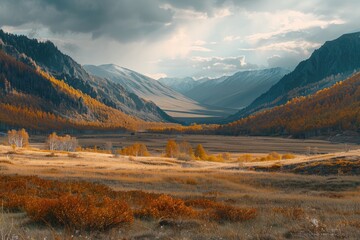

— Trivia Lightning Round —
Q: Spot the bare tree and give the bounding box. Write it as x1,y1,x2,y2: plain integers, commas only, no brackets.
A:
8,129,29,148
47,133,77,152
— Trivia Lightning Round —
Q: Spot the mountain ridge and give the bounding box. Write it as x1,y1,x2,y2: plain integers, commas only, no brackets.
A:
184,68,289,110
218,71,360,137
226,32,360,122
84,64,235,122
0,30,174,122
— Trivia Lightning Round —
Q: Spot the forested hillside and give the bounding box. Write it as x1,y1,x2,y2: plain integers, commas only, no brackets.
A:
0,30,174,122
227,32,360,122
0,51,143,131
219,73,360,137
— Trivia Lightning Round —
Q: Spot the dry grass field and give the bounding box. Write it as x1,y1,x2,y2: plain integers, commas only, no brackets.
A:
0,135,359,239
17,133,356,155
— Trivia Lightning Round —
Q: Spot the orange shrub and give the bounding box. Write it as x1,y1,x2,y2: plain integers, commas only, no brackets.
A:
282,153,296,159
237,154,253,162
210,205,257,222
185,198,220,209
24,195,133,231
185,199,257,223
2,193,26,212
136,195,196,219
24,197,58,222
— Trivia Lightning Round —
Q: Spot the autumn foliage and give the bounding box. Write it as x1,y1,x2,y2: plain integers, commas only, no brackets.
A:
119,142,150,156
0,50,179,132
135,195,196,219
47,132,77,152
7,128,29,148
165,140,179,158
0,175,257,232
220,72,360,137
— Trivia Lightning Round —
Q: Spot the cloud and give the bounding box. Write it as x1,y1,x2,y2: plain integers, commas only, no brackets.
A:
0,0,174,42
240,40,321,55
159,55,258,78
267,55,303,70
245,11,345,44
1,0,360,77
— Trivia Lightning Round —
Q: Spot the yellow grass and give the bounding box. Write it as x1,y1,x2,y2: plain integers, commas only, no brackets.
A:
0,144,359,239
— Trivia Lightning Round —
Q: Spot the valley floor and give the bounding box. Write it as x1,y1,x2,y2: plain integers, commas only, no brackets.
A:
0,136,359,239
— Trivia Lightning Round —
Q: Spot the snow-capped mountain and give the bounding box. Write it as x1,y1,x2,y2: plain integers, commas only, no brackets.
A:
158,77,200,94
84,64,233,121
184,68,289,109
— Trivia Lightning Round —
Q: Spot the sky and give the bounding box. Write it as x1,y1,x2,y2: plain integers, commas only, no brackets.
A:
0,0,359,79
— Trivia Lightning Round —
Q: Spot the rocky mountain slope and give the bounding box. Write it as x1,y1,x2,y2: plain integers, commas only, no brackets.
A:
184,68,288,109
219,72,360,137
158,77,201,94
84,64,233,122
0,51,143,131
227,32,360,122
0,30,173,122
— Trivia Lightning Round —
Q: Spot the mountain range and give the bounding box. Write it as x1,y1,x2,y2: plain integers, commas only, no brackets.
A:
219,71,360,137
226,32,360,122
158,77,202,94
84,64,235,123
181,68,289,109
0,30,173,123
0,29,359,136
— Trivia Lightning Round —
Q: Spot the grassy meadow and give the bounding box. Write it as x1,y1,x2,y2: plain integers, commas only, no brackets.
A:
0,134,359,239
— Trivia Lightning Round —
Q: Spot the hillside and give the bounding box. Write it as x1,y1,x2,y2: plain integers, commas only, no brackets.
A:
218,72,360,137
185,68,288,109
227,32,360,121
158,77,201,94
0,50,147,131
0,30,173,122
84,64,235,122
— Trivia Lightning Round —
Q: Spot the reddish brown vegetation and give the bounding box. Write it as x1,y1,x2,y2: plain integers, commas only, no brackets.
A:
0,175,257,232
185,198,257,222
135,195,196,219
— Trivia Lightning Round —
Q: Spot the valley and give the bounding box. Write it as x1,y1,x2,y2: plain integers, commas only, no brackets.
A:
0,138,359,239
0,1,360,239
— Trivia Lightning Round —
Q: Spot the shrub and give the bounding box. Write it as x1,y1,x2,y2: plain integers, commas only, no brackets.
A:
165,140,179,158
268,152,281,160
237,154,253,162
24,195,134,231
120,143,150,157
24,197,58,222
206,154,224,162
210,205,257,222
135,195,196,219
194,144,207,160
185,199,220,209
282,153,296,159
222,152,231,161
258,152,282,161
2,194,26,212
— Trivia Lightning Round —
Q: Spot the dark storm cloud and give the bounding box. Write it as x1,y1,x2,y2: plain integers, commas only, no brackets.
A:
0,0,174,42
